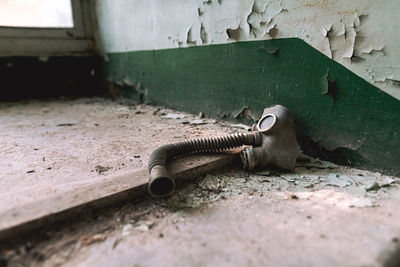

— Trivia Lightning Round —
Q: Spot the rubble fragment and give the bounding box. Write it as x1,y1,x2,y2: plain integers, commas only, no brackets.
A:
95,165,112,174
136,221,154,232
80,234,107,246
231,124,251,131
366,178,395,192
189,119,207,125
348,198,377,208
326,174,353,187
255,170,271,176
121,224,133,236
366,182,380,191
56,123,77,127
161,113,186,119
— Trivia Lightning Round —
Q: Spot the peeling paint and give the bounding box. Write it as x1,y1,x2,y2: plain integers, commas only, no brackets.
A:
103,39,400,175
258,44,278,55
376,77,400,88
245,0,284,40
186,21,202,46
321,71,337,102
233,106,254,120
97,0,400,99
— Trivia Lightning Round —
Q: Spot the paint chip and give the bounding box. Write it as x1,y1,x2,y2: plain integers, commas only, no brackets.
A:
162,113,186,119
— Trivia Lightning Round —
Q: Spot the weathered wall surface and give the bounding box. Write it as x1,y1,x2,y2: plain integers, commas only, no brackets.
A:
103,39,400,176
96,0,400,99
96,1,400,175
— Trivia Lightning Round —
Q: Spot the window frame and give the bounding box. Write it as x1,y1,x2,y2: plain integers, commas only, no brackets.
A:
0,0,95,56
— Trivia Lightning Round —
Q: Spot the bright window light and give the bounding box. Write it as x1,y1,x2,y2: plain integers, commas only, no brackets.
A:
0,0,73,28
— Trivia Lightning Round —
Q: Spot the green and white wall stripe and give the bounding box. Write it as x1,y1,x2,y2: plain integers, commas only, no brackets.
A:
97,0,400,99
95,1,400,175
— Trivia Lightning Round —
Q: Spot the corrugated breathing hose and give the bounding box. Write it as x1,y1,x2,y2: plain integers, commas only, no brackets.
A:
148,132,262,197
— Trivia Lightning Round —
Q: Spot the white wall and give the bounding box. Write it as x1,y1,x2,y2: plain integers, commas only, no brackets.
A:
97,0,400,99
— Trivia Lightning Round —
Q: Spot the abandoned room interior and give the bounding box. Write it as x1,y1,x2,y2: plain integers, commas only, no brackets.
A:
0,0,400,266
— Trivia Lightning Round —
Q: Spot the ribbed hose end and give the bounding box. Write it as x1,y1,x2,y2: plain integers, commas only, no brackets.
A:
148,165,176,198
240,147,255,170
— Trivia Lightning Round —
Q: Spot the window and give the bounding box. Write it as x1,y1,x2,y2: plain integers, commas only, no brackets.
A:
0,0,74,28
0,0,95,56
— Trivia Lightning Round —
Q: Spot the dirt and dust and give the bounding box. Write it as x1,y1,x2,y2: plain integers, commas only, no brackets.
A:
0,98,235,214
0,98,399,267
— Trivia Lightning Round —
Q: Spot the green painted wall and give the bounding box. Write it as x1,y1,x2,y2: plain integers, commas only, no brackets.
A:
104,38,400,176
97,0,400,100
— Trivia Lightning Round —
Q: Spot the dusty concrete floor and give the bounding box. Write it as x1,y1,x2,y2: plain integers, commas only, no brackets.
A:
0,98,232,213
0,98,400,267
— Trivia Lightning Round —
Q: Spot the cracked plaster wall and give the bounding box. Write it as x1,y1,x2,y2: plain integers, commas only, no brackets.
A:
97,0,400,99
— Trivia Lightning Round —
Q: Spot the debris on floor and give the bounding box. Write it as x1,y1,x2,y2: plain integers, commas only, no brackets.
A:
366,178,396,192
231,123,252,131
188,119,207,125
56,123,77,127
161,113,186,119
1,98,399,267
326,174,353,187
95,165,112,174
79,234,107,246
